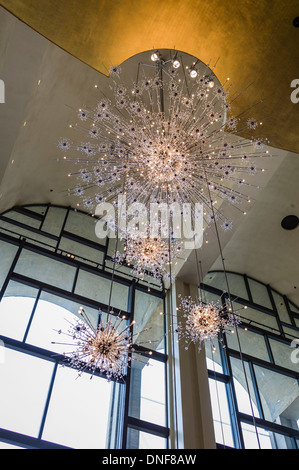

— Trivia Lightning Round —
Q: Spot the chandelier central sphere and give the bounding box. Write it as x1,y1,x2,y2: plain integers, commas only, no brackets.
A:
186,303,222,340
115,232,182,283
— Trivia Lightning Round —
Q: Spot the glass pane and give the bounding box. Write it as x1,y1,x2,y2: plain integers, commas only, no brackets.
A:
25,298,84,354
289,301,299,314
205,340,224,373
0,240,18,291
269,338,299,373
129,354,166,427
272,290,291,324
208,378,234,447
41,206,67,236
0,441,26,449
0,347,54,437
42,366,118,448
0,219,57,249
134,290,165,352
203,272,248,300
242,422,294,449
24,205,47,215
105,257,143,283
64,210,106,245
283,325,299,342
233,301,278,334
0,281,38,341
253,364,299,429
241,422,272,449
202,289,223,305
75,269,129,312
226,327,269,362
37,291,99,326
58,236,104,267
227,273,249,300
14,250,76,291
3,210,41,229
248,278,272,309
267,431,294,449
126,427,167,449
230,356,260,418
136,275,163,290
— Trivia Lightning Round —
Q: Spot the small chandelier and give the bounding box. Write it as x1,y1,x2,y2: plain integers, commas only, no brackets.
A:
53,307,153,380
114,231,183,284
176,295,238,352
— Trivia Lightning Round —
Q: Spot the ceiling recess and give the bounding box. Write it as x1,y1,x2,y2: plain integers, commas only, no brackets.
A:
293,16,299,27
281,215,299,230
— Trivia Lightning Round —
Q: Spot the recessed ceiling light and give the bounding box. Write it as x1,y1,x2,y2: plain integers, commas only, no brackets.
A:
293,17,299,27
281,215,299,230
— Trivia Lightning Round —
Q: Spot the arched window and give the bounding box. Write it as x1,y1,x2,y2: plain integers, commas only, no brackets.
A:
0,205,168,449
203,271,299,449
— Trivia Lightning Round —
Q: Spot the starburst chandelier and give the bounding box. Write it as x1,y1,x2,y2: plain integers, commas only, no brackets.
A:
53,306,154,381
114,231,183,285
176,294,238,352
59,49,270,232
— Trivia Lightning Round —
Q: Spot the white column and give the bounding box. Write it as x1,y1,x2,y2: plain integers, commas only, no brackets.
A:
167,279,216,449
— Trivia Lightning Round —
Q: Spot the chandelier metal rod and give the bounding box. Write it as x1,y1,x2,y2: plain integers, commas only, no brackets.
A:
166,188,179,449
203,165,261,449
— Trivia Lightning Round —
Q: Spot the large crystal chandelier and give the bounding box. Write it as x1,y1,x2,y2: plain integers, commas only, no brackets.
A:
59,49,270,231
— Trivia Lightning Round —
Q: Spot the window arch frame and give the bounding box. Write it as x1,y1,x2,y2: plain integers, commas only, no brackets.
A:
0,204,169,449
202,270,299,449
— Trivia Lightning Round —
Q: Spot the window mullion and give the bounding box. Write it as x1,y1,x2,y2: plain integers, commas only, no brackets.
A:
37,361,58,440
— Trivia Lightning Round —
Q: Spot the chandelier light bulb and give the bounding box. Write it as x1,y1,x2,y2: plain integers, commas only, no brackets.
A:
151,50,160,62
189,66,198,78
173,58,181,69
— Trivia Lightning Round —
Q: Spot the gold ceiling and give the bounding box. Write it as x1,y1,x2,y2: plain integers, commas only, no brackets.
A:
1,0,299,153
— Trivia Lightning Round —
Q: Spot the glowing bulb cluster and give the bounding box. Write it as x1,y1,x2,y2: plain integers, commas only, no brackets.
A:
58,308,133,379
176,295,237,351
114,232,183,283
